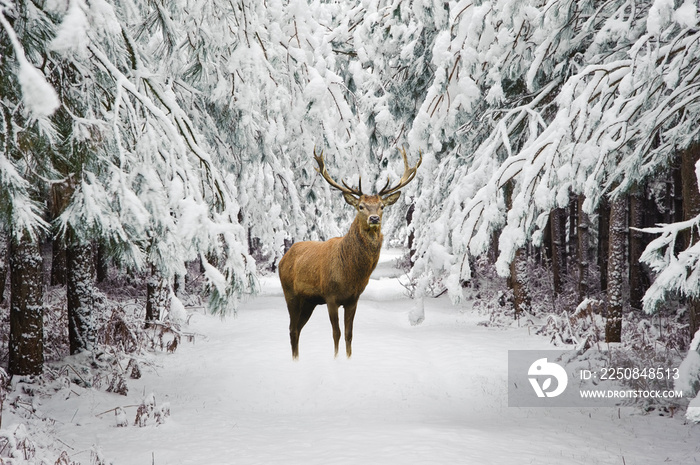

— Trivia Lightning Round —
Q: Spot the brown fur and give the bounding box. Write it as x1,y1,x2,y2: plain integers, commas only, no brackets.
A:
279,193,399,359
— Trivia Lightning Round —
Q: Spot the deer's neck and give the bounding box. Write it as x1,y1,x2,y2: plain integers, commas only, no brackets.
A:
338,216,383,276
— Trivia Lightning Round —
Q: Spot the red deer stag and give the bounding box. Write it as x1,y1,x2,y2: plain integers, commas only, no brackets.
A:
278,147,421,359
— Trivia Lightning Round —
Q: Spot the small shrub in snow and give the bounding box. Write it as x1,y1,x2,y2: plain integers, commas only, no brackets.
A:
0,424,36,462
105,373,128,396
609,347,681,412
134,394,170,427
126,359,141,380
0,424,84,464
98,308,142,354
147,323,182,354
114,407,129,428
43,287,70,362
469,256,515,325
55,450,80,465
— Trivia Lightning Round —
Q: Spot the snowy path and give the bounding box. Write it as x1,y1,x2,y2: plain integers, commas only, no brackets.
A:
43,252,698,464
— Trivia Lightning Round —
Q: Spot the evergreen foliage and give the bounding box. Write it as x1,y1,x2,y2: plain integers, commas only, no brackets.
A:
0,0,699,418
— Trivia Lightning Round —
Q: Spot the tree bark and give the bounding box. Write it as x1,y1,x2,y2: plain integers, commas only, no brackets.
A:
8,232,44,376
406,201,416,266
577,194,589,301
606,196,626,343
49,182,70,286
50,238,67,286
628,186,647,310
95,241,109,283
504,181,531,316
66,231,96,354
145,267,169,327
569,193,578,264
681,144,700,340
598,197,610,293
550,207,566,295
0,230,7,303
672,159,684,225
510,247,531,316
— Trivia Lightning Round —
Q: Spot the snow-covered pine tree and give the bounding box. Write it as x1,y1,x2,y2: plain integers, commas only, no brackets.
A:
47,0,260,317
400,0,700,321
372,0,700,418
0,0,59,374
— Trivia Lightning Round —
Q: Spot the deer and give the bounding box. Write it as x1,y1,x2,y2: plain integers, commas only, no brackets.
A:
278,147,421,359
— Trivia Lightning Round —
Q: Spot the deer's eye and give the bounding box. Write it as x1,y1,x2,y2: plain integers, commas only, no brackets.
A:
358,205,365,210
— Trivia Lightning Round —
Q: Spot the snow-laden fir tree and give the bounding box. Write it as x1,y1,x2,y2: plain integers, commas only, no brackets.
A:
0,0,58,374
378,0,700,418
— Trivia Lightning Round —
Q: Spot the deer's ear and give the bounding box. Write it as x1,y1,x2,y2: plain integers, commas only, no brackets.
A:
343,192,360,207
382,191,401,206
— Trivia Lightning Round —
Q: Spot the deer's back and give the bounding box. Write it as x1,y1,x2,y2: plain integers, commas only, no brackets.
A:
278,236,375,305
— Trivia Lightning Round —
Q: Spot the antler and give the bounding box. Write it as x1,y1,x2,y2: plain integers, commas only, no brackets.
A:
313,147,363,197
377,147,422,197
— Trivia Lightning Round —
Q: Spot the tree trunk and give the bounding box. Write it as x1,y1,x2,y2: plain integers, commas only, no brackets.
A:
606,196,626,343
681,144,700,340
672,159,684,225
49,182,70,286
628,186,647,310
66,231,96,354
598,197,610,293
510,247,531,316
145,267,169,327
50,238,67,286
550,207,566,295
577,195,589,301
8,232,44,376
569,193,578,264
541,213,552,266
95,241,109,283
406,201,416,266
0,230,7,303
504,181,531,316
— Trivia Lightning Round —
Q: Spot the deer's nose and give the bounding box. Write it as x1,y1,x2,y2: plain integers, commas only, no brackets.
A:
368,215,380,224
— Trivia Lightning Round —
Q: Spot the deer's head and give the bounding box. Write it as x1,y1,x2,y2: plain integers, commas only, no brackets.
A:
314,147,422,230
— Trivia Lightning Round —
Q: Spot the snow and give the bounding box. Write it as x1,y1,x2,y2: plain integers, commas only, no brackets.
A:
167,293,187,326
8,251,698,464
17,61,60,118
0,8,60,118
49,0,89,58
687,397,700,423
647,0,674,36
674,0,698,29
676,328,700,422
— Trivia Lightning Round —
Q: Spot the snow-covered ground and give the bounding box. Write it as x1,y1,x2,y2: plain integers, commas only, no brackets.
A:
11,250,699,464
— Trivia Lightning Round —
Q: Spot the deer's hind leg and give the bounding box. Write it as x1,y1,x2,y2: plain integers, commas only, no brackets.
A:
287,295,316,360
284,296,300,359
286,295,301,360
297,300,315,333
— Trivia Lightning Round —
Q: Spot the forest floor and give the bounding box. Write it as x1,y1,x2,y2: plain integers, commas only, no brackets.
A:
4,250,700,464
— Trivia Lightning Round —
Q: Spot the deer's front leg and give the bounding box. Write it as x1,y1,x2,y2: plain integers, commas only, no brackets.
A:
327,302,341,357
344,302,358,358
